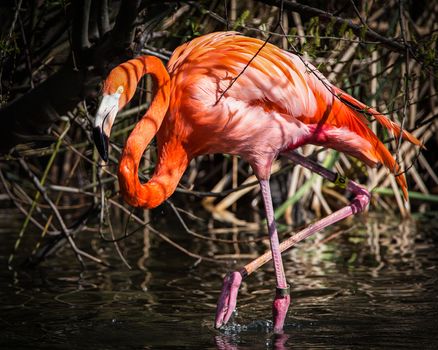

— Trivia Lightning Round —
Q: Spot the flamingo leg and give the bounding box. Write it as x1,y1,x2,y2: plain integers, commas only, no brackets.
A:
259,178,291,333
215,177,290,333
215,151,371,332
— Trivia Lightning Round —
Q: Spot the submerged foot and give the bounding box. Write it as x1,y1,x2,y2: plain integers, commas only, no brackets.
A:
215,271,243,329
272,285,291,334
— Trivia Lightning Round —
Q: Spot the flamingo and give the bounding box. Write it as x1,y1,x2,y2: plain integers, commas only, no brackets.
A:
93,32,421,333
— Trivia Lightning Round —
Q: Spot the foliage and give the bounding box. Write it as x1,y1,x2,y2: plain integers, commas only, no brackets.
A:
0,0,437,267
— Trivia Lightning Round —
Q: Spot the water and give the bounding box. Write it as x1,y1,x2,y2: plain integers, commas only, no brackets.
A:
1,211,438,349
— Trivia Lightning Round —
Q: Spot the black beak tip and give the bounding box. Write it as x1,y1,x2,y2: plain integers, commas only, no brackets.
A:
92,127,109,162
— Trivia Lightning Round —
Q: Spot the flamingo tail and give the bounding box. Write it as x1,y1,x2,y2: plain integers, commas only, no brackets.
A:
328,86,422,200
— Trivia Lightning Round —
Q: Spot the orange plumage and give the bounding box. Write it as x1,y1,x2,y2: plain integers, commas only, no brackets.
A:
166,32,419,200
93,31,422,333
97,31,420,206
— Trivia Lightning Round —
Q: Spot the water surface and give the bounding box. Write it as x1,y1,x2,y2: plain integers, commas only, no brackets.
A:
1,212,437,349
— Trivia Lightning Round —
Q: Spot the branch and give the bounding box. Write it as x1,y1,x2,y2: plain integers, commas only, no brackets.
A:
18,158,109,267
0,0,148,152
0,65,86,152
72,0,92,51
258,0,408,54
97,0,110,36
108,0,142,50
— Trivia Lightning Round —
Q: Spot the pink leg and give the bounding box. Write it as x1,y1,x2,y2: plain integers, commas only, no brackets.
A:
215,178,290,333
215,151,370,331
259,178,291,333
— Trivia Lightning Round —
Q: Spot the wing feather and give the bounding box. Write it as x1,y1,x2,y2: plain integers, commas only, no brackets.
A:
168,32,421,199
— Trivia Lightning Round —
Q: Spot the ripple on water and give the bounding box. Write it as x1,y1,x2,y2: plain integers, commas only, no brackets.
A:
1,213,438,349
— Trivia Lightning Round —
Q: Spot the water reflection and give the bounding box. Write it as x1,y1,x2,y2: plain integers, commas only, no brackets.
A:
215,333,290,350
0,213,437,349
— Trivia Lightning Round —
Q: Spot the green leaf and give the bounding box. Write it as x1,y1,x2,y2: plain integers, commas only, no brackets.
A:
274,151,339,220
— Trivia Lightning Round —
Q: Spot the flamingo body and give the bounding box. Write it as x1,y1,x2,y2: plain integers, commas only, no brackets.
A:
163,32,416,188
93,32,421,332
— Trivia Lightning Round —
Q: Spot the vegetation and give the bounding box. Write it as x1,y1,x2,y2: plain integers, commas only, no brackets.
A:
0,0,437,268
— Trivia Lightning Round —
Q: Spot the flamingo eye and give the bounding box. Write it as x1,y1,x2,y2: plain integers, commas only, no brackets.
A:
116,86,124,94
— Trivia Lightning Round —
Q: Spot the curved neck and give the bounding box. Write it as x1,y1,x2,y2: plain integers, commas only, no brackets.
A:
117,56,188,208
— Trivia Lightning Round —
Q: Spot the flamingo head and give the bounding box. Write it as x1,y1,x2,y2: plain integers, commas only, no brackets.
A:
93,64,137,162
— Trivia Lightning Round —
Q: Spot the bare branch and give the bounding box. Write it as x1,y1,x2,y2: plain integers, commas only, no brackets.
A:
72,0,92,50
18,158,109,267
98,0,110,36
109,0,142,50
258,0,411,55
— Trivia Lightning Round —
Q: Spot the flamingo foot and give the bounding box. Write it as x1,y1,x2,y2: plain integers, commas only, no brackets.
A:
215,271,243,329
272,285,291,334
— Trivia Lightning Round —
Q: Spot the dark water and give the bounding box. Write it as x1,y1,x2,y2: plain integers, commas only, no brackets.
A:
1,211,438,349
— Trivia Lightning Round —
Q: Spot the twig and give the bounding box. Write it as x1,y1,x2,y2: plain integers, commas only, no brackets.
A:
94,155,131,268
72,0,92,50
224,0,229,31
109,0,141,49
258,0,411,56
140,48,170,61
30,141,86,255
17,9,34,89
108,198,223,263
167,200,266,244
394,0,410,176
8,121,70,267
0,169,59,234
214,34,273,105
97,0,110,36
106,204,132,269
0,0,24,96
418,154,438,185
25,206,97,267
214,0,287,105
349,0,368,27
18,158,109,268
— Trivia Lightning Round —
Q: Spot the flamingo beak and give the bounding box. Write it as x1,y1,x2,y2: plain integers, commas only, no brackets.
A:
93,93,120,162
93,126,109,162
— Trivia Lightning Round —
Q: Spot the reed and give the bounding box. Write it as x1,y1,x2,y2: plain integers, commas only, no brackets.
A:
0,0,436,266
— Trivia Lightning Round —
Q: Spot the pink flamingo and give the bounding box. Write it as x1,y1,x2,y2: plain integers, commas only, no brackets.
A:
93,32,421,333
